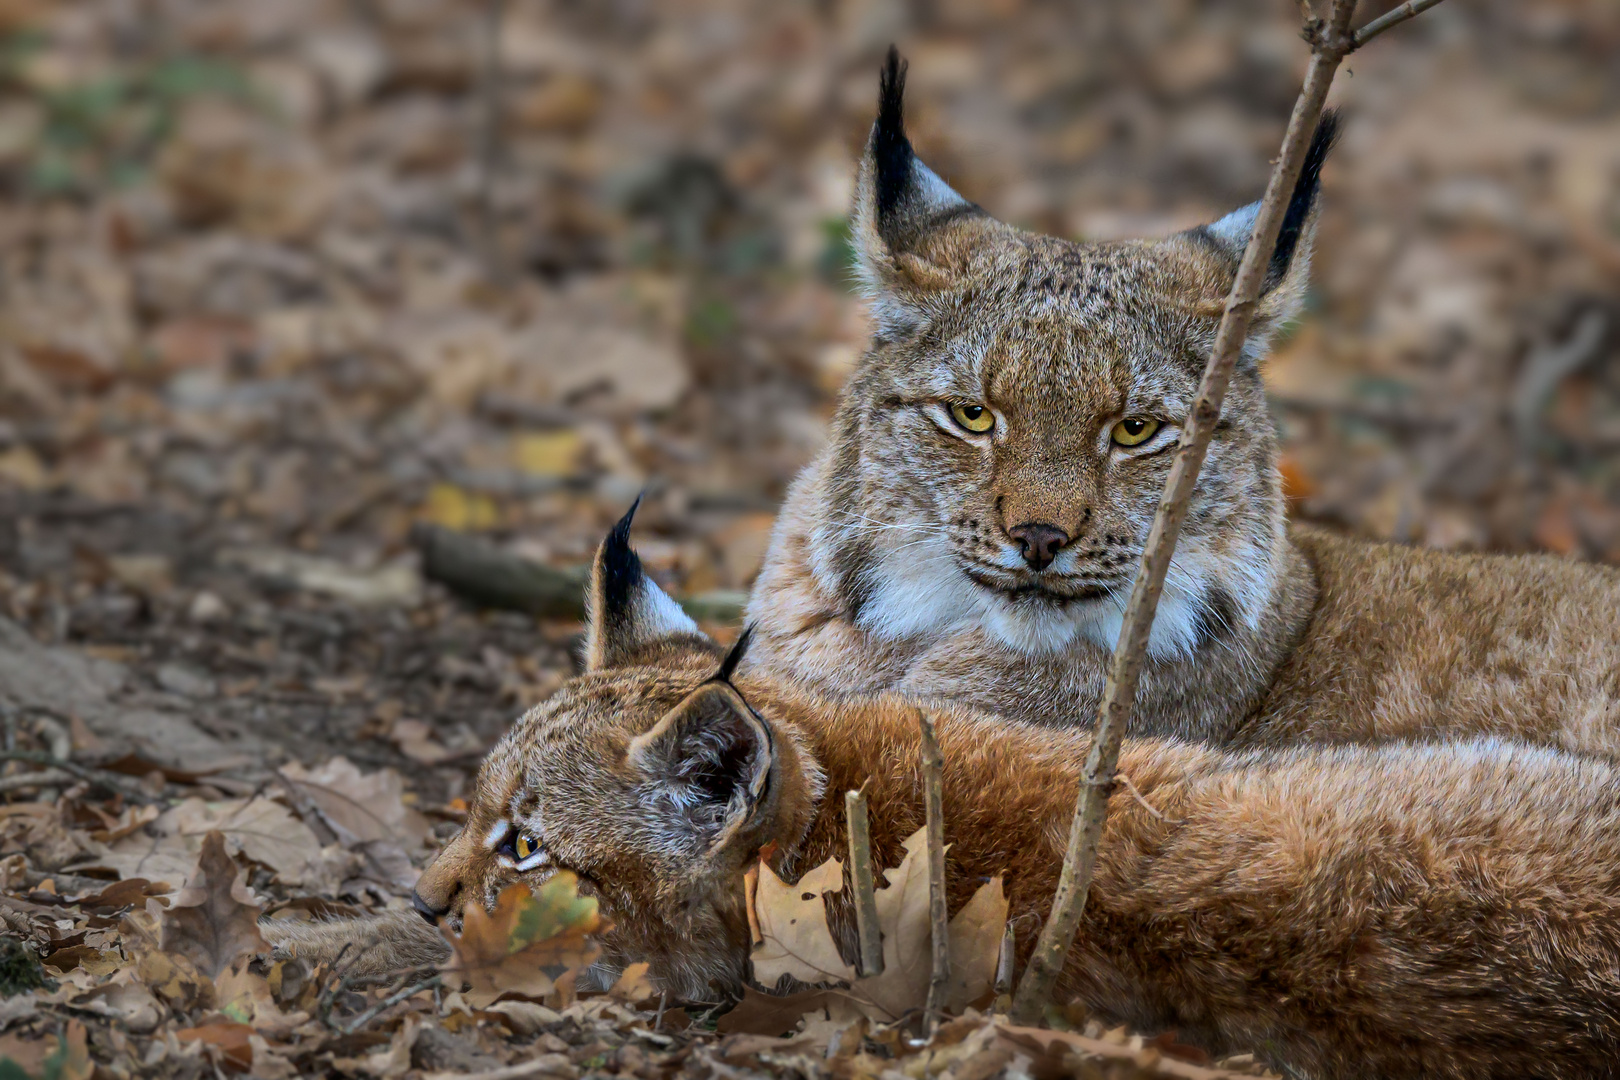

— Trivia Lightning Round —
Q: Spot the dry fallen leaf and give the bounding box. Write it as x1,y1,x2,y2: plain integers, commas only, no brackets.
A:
160,830,270,978
744,827,1008,1024
176,1019,255,1072
0,1019,90,1080
751,856,855,988
278,757,433,851
844,827,936,1021
608,961,657,1003
94,796,324,888
440,874,602,1008
945,874,1008,1012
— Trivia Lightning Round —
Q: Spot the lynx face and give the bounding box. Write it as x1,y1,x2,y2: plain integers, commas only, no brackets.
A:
413,507,822,1002
809,51,1332,660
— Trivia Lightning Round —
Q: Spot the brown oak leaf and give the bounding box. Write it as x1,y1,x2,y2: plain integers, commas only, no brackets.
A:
751,856,856,988
160,830,269,979
440,873,602,1008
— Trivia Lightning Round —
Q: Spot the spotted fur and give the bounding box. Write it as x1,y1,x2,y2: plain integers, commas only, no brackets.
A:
746,50,1620,749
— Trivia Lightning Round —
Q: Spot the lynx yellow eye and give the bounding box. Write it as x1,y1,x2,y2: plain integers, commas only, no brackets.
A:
949,402,995,434
1111,416,1160,447
514,832,538,860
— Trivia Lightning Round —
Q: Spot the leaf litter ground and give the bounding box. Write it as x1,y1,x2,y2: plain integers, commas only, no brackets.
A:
1,0,1616,1076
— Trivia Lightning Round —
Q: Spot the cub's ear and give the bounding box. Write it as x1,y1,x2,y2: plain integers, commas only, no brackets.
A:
1191,110,1340,358
626,678,773,852
852,47,1003,337
585,497,703,671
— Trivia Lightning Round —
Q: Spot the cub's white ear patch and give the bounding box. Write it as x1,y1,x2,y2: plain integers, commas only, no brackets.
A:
587,498,706,670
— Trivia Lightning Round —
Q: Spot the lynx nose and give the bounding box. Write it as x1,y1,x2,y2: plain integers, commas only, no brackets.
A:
1007,522,1069,571
412,890,447,925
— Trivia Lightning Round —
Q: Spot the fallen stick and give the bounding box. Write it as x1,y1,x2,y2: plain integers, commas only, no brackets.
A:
918,711,948,1028
412,524,587,619
1010,0,1451,1023
844,786,884,977
412,524,747,623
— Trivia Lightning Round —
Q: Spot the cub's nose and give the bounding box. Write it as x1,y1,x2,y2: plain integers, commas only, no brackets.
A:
412,890,447,925
1007,522,1070,571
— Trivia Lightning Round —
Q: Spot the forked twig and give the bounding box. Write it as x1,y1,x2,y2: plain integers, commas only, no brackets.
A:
1351,0,1447,49
1010,0,1450,1023
0,751,161,805
844,786,884,977
341,971,443,1035
918,712,948,1028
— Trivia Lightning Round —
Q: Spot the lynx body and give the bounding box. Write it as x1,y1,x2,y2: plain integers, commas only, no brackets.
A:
275,509,1620,1080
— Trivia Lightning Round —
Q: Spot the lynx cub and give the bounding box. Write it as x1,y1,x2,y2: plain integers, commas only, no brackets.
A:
272,508,1620,1079
747,50,1620,750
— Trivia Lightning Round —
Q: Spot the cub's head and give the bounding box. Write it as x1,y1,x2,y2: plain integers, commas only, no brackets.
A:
817,48,1335,659
414,502,823,1002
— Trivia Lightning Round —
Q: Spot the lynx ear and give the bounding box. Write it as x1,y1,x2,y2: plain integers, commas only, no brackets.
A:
1195,110,1340,355
585,497,703,671
852,47,1000,336
627,679,774,852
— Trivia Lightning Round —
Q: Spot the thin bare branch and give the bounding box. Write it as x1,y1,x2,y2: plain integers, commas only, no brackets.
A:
0,751,161,804
0,768,73,794
844,786,884,977
1352,0,1448,50
1011,0,1393,1023
341,972,442,1035
918,712,949,1028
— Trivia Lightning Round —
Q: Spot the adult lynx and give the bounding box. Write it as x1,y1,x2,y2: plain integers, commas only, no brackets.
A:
747,50,1620,751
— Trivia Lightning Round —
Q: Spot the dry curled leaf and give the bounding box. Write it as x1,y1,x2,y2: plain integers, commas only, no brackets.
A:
608,960,657,1003
176,1019,255,1073
440,874,602,1008
744,827,1008,1025
751,856,855,988
160,829,269,978
945,874,1008,1012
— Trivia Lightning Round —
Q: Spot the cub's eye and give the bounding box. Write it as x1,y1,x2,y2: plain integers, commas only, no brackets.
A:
499,829,546,868
1110,416,1160,447
949,402,995,434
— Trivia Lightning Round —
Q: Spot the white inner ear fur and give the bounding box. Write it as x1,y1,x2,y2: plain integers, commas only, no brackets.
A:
632,576,700,639
1208,201,1260,251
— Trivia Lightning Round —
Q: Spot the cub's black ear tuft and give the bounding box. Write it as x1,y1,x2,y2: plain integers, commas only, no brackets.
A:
597,493,645,626
873,46,913,228
1266,109,1340,291
712,624,755,685
585,496,705,670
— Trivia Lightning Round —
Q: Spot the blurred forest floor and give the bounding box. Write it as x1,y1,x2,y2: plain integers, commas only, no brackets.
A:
0,0,1617,1074
0,0,1618,784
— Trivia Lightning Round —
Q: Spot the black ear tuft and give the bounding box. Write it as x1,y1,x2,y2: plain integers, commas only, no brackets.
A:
600,493,645,625
713,624,754,685
874,45,914,227
1267,109,1340,290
